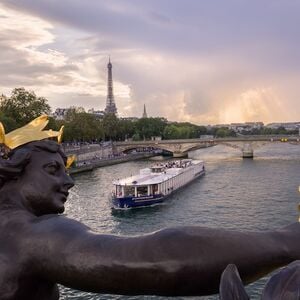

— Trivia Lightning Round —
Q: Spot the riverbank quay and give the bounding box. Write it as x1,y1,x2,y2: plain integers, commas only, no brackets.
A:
69,152,155,175
63,142,114,161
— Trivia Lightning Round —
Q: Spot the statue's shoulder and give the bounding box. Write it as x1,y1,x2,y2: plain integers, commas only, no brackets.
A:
30,214,92,238
1,211,91,241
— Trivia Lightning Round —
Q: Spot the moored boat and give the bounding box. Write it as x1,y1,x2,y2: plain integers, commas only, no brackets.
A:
112,159,205,209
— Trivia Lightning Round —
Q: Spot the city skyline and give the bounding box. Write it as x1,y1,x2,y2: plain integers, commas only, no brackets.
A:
0,1,300,124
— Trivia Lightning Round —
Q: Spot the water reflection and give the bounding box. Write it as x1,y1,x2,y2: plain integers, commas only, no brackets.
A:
61,143,300,299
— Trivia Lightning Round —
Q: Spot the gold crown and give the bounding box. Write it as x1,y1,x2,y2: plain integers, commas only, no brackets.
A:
0,115,76,168
0,115,63,149
66,154,76,169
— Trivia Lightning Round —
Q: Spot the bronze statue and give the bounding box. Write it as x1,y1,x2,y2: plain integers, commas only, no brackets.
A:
219,264,250,300
0,116,299,300
219,261,300,299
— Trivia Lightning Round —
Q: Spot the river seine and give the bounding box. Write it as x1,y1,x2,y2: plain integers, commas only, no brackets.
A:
60,143,300,300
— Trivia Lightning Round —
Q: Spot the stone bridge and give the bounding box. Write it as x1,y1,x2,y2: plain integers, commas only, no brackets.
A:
115,136,300,158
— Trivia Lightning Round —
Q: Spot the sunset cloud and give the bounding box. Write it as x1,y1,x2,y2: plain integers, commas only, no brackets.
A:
1,0,300,124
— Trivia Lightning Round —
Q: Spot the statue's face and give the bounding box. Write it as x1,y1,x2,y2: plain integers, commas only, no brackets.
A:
18,150,74,216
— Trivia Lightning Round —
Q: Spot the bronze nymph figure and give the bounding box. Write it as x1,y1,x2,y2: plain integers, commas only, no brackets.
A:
0,116,299,300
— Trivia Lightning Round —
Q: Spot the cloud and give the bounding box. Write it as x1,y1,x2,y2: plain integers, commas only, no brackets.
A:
1,0,300,123
218,88,285,124
0,3,130,111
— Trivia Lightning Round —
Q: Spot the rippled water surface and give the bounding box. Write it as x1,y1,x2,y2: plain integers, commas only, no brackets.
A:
61,143,300,299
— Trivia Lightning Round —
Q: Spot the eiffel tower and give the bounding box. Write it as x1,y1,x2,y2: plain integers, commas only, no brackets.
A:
104,58,117,115
142,104,148,118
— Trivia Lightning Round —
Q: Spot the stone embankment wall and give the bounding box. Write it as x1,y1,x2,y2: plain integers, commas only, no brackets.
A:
64,144,155,175
69,153,154,175
64,144,113,162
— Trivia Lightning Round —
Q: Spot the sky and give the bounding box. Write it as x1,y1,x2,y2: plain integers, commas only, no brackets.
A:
0,0,300,125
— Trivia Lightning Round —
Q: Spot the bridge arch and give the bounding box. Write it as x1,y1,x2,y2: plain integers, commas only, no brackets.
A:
118,145,170,153
116,142,213,158
119,145,172,155
115,137,300,159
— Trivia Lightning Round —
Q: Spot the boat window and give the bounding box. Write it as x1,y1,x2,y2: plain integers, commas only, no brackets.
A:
151,167,163,173
116,185,123,197
137,186,148,196
124,186,135,197
152,184,159,194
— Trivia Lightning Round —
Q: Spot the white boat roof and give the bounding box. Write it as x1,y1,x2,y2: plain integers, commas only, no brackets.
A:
113,170,178,186
113,160,204,186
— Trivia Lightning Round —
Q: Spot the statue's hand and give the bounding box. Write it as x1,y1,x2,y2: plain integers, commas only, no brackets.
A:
219,264,249,300
261,260,300,300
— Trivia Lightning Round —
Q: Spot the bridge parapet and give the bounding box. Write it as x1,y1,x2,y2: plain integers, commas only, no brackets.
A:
115,136,300,158
116,140,215,157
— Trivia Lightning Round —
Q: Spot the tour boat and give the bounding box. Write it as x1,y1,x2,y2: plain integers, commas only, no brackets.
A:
112,159,205,209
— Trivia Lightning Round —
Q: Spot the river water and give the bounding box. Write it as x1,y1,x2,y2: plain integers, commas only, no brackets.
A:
61,143,300,300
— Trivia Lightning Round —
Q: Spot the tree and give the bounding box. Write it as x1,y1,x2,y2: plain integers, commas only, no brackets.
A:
132,133,141,141
0,88,51,128
163,122,205,139
135,118,167,140
275,126,287,135
64,107,86,122
163,124,181,139
116,119,136,141
102,113,119,140
63,111,103,142
215,127,236,138
0,111,18,133
195,125,207,137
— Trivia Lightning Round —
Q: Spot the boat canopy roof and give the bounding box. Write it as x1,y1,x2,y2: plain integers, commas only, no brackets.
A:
113,172,175,186
112,159,204,186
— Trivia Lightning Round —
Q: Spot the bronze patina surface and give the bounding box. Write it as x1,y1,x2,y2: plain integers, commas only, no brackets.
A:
0,139,299,300
219,261,300,299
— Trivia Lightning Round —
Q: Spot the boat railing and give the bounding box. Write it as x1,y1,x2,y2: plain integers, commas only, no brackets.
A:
154,160,192,170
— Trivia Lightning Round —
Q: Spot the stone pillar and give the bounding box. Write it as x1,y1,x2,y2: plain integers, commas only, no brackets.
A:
242,143,253,158
173,152,188,158
172,144,187,158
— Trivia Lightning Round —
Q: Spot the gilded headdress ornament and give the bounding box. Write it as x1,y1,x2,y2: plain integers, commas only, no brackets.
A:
0,115,63,149
0,115,75,168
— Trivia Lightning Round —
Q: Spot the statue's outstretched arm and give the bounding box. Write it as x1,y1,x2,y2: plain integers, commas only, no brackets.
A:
29,217,300,296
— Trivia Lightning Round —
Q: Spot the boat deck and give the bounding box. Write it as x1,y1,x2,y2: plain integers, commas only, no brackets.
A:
114,169,181,186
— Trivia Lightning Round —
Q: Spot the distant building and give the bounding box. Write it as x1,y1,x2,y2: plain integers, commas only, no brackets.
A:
142,104,148,118
88,108,105,119
52,107,106,120
104,58,117,115
229,122,264,133
52,108,70,120
120,117,139,122
266,122,300,130
214,124,230,128
200,135,214,139
151,136,162,141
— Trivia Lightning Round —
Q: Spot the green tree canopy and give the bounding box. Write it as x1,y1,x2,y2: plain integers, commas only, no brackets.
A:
116,119,136,141
163,124,181,139
0,94,17,132
135,117,167,140
215,127,236,138
0,88,51,129
102,113,119,140
163,122,207,139
63,110,103,142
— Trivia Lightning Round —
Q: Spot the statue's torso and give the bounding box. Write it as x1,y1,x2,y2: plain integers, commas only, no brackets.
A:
0,211,59,300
